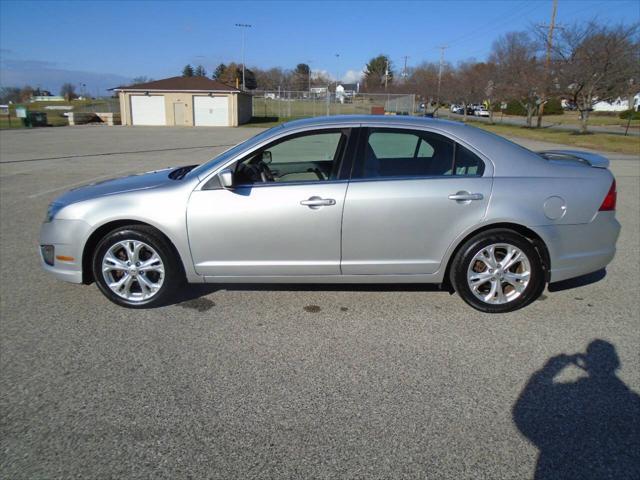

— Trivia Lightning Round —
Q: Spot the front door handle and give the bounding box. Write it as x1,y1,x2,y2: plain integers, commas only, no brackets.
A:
448,191,484,202
300,196,336,209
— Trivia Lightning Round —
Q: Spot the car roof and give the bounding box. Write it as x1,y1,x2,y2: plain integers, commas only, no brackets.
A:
281,114,462,130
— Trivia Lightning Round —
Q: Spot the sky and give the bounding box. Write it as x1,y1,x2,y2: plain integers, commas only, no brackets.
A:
1,0,638,95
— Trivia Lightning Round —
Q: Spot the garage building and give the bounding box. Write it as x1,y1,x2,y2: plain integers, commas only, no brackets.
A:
114,76,252,127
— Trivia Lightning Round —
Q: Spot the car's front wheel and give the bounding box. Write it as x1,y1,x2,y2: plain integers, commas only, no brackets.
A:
450,229,545,313
92,225,183,308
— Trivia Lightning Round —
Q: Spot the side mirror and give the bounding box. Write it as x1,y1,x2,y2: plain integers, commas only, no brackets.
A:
218,168,234,189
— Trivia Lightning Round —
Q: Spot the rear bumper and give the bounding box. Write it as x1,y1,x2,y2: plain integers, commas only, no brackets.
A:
39,219,91,284
533,212,621,283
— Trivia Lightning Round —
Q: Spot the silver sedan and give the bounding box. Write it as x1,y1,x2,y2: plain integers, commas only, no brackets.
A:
39,116,620,313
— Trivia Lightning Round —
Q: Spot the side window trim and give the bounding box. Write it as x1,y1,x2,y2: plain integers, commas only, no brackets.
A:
352,125,487,180
226,127,354,188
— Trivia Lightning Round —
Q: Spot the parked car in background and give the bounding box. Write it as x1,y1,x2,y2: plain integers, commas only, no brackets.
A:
474,107,491,117
40,115,619,313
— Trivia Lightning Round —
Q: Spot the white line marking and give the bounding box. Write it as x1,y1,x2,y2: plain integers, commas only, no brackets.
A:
27,172,125,199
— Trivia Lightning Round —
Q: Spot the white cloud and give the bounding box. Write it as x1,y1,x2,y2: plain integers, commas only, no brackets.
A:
311,69,332,80
341,69,364,83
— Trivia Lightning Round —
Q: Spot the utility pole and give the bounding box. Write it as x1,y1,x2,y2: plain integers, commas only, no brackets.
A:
335,53,340,90
384,58,389,90
436,45,448,108
235,23,252,91
537,0,558,127
401,55,410,80
307,60,313,93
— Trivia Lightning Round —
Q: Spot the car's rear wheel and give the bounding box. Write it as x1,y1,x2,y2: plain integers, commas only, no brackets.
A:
92,225,183,308
450,229,545,313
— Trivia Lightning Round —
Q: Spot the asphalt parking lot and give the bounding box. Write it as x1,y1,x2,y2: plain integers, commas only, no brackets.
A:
1,125,639,479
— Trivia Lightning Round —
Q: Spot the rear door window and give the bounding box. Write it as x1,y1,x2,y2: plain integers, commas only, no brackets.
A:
355,128,454,178
353,128,485,179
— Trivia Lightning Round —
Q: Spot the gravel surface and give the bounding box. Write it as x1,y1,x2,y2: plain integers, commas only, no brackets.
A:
1,125,638,479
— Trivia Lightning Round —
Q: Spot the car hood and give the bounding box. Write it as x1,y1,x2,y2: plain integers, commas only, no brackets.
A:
53,167,174,206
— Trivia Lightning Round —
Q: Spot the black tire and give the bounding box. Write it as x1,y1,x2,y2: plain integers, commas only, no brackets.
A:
92,225,184,308
449,229,545,313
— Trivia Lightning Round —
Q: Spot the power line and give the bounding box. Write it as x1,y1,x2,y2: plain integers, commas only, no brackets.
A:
443,0,532,48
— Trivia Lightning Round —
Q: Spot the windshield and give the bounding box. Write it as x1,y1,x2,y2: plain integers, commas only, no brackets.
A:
187,125,284,179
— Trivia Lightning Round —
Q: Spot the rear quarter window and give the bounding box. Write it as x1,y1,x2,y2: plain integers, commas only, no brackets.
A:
454,144,485,176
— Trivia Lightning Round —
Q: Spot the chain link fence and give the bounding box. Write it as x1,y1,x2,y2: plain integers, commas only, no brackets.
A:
73,98,120,113
251,91,416,119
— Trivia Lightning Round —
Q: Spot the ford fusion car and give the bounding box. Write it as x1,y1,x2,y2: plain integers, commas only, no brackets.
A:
39,116,620,313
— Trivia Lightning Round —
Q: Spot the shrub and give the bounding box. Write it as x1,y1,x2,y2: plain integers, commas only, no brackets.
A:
543,97,564,115
503,100,527,116
501,98,564,116
619,109,640,120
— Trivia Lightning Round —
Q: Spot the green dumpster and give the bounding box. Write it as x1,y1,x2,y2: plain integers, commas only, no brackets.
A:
27,111,48,127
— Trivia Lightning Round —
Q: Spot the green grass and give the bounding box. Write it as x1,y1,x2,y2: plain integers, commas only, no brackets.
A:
500,111,640,128
0,99,119,129
471,121,640,155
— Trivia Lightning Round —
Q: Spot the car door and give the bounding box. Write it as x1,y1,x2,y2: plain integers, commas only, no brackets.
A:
187,128,354,277
341,127,493,275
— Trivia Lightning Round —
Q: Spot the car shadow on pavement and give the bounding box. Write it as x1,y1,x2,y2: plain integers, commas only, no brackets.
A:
513,339,640,479
170,282,445,308
547,268,606,292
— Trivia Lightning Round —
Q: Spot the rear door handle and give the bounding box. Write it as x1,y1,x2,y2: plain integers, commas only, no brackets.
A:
300,196,336,208
448,191,484,201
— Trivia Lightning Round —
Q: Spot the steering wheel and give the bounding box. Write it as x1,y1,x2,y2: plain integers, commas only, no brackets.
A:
256,161,275,182
307,167,326,180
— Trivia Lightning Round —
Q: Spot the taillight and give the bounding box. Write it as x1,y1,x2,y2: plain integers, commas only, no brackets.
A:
599,180,616,211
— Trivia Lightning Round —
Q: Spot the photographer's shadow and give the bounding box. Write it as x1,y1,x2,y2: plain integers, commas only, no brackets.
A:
513,340,640,479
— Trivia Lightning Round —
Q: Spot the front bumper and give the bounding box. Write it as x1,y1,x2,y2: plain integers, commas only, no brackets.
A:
39,219,92,284
533,212,621,283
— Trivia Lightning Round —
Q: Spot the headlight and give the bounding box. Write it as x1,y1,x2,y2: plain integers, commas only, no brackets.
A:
45,202,64,223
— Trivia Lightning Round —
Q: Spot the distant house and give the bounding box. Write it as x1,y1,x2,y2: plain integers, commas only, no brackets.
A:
335,83,360,104
338,83,360,96
111,76,252,127
592,96,630,112
31,95,65,102
310,86,328,98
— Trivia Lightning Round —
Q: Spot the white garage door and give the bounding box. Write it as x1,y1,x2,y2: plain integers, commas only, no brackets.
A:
193,96,229,126
131,95,166,126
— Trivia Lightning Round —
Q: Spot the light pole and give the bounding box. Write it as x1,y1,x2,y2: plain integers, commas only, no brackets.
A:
335,53,340,90
235,23,252,91
436,45,448,108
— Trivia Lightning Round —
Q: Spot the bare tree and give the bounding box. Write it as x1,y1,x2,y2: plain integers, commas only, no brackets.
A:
450,62,488,122
19,85,34,102
130,76,151,85
405,62,438,110
253,67,292,90
60,83,77,101
553,21,640,133
490,32,545,127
